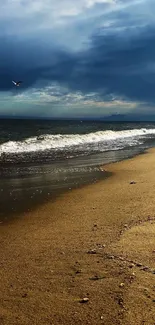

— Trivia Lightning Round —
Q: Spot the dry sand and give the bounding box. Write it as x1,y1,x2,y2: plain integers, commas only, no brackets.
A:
0,149,155,325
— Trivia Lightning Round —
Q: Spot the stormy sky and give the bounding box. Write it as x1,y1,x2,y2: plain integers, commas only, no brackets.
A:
0,0,154,118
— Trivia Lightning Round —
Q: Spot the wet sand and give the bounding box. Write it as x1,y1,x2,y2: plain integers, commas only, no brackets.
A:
0,149,155,324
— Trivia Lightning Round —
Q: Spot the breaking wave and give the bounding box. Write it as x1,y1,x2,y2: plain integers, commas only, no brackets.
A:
0,128,155,155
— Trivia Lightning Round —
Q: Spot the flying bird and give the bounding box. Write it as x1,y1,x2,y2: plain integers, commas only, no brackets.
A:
12,80,22,87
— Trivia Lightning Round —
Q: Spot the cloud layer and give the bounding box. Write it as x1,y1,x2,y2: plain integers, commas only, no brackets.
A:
0,0,154,118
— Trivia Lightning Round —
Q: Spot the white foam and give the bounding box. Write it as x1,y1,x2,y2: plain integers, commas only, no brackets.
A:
0,128,154,155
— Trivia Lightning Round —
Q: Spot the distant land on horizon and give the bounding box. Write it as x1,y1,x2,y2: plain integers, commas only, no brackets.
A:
0,114,155,123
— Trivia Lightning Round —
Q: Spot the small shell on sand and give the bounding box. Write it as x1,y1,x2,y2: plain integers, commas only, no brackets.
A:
119,283,125,287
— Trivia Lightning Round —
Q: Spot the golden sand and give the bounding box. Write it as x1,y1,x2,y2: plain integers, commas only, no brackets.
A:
0,149,155,324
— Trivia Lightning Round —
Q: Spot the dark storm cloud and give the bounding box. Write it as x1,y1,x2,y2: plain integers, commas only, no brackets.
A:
0,35,78,91
70,24,155,102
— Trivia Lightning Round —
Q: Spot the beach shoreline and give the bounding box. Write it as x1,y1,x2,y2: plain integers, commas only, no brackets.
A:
0,145,147,223
0,148,155,324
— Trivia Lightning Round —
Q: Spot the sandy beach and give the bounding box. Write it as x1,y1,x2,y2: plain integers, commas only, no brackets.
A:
0,148,155,325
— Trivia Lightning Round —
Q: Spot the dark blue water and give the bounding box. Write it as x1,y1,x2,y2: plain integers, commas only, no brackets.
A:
0,119,155,219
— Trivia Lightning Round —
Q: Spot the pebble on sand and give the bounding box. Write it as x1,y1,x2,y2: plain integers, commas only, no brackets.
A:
108,255,115,259
129,263,135,268
87,249,97,254
79,297,89,303
136,262,143,267
89,275,106,281
22,293,27,298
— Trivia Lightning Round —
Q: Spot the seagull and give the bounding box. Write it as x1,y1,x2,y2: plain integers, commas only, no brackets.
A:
12,80,22,87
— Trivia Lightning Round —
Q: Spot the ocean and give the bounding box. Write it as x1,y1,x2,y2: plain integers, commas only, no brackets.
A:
1,119,155,219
